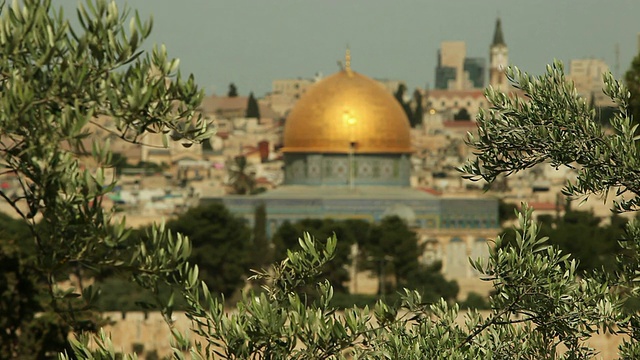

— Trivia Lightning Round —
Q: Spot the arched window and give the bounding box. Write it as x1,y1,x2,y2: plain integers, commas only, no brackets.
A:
446,237,468,278
422,238,441,265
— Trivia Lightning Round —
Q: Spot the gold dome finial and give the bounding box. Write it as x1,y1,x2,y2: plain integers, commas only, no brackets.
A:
345,46,352,73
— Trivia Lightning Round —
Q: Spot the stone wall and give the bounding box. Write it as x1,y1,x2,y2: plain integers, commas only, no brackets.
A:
98,310,626,359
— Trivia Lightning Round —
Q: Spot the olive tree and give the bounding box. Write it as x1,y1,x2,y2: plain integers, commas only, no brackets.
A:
6,0,640,358
0,0,210,355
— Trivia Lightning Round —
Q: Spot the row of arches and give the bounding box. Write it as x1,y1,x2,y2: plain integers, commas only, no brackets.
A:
421,235,491,279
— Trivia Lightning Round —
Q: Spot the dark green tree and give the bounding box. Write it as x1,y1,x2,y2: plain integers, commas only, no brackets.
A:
228,82,238,97
411,89,424,127
0,0,211,355
625,50,640,127
394,83,406,104
272,218,365,293
360,216,420,294
497,199,518,225
226,155,256,195
0,214,76,358
406,261,459,303
166,203,252,297
245,91,261,120
270,220,298,257
595,105,618,126
393,83,413,122
251,202,272,271
109,152,129,176
501,207,625,274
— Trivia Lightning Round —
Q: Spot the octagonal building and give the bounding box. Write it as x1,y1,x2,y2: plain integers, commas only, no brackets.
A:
206,51,499,282
282,61,412,187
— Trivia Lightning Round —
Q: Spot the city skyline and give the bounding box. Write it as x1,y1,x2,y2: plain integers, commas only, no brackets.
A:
60,0,640,96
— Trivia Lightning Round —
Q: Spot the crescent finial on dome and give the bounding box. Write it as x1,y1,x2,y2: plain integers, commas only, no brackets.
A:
345,46,352,74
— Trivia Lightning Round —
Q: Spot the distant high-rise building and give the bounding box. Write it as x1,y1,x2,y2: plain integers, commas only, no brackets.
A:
435,42,485,90
464,58,486,89
489,17,509,91
567,58,613,107
435,41,466,90
435,54,456,90
272,78,314,100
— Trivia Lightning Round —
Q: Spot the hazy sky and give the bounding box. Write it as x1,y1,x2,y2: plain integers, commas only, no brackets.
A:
58,0,640,97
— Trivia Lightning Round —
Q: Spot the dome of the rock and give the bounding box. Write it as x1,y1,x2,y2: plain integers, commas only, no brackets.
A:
281,69,412,154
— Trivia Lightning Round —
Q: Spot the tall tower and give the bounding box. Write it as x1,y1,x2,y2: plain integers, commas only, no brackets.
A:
489,18,509,91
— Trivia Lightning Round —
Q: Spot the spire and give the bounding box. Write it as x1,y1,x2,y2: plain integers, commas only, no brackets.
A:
345,46,352,74
492,17,506,46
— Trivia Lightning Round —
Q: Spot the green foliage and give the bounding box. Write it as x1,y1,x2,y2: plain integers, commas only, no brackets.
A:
89,209,629,359
0,214,78,358
226,155,256,195
501,207,625,274
227,83,238,97
497,199,518,224
595,106,618,127
251,202,272,272
0,216,61,358
272,218,362,293
0,0,210,357
411,89,423,127
93,277,187,311
359,216,420,292
458,292,490,310
405,261,459,303
245,91,261,120
272,217,457,303
393,83,413,125
460,61,638,213
459,60,640,358
625,50,640,128
165,203,252,298
0,212,31,239
109,152,129,175
328,292,385,309
13,313,74,359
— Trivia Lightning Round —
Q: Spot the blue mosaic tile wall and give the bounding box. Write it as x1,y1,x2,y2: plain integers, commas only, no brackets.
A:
284,153,411,186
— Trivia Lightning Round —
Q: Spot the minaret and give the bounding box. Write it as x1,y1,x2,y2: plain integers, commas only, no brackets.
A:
489,18,509,91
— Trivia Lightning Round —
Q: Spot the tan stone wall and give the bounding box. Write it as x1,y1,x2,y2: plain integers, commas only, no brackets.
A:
98,310,626,359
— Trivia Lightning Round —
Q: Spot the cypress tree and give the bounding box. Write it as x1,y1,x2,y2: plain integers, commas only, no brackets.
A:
251,202,271,273
625,51,640,128
394,83,413,124
412,89,423,127
228,82,238,97
246,91,261,120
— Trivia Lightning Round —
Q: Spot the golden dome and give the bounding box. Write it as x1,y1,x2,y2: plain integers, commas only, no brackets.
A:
281,69,412,154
